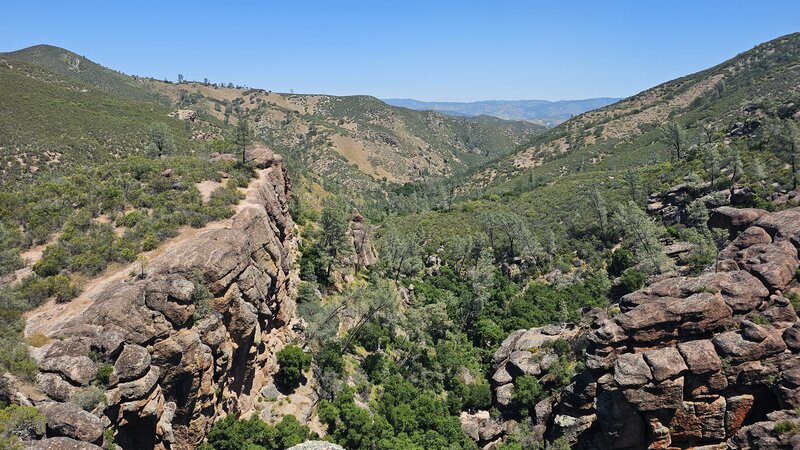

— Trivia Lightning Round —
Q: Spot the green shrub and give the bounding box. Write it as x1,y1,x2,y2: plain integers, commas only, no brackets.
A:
619,268,645,294
276,345,311,390
69,386,107,412
513,375,544,416
462,382,492,412
190,271,213,321
47,275,80,303
0,404,46,447
773,420,797,435
787,291,800,313
315,340,344,374
95,364,114,386
608,248,635,277
200,414,309,450
552,437,572,450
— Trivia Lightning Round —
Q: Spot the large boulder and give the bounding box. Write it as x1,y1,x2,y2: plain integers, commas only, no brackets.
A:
459,410,504,444
713,324,787,363
36,373,78,402
25,437,103,450
118,365,160,401
615,293,732,343
245,144,274,168
708,206,766,233
670,396,726,443
621,270,769,313
677,340,722,375
736,240,799,292
114,344,151,382
39,356,96,386
614,353,652,388
643,347,687,382
39,402,104,444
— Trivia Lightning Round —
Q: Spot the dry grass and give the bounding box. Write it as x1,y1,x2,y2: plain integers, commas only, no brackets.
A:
27,332,50,347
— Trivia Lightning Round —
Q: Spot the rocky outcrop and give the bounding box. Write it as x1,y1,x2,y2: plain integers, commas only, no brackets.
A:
495,206,800,449
459,410,505,447
350,210,378,269
38,402,104,444
24,158,297,449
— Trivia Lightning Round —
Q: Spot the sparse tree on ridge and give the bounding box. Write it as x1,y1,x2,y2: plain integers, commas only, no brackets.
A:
319,196,352,282
661,121,685,161
623,169,641,205
146,122,175,158
702,143,722,189
234,119,251,164
727,144,744,195
612,202,671,275
588,185,609,234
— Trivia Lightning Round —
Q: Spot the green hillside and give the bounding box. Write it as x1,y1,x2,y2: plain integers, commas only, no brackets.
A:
382,32,800,295
1,44,164,103
469,32,800,193
0,57,200,185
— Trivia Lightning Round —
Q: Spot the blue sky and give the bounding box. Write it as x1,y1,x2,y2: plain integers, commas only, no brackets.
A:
3,1,799,101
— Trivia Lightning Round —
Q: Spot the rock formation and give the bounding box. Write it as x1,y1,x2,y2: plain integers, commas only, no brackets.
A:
489,206,800,449
350,210,378,270
286,441,346,450
23,155,298,449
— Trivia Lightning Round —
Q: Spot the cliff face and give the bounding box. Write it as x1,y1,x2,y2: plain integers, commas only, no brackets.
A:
490,206,800,449
26,155,298,449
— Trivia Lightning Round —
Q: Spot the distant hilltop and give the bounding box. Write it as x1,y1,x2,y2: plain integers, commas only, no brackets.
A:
382,97,621,125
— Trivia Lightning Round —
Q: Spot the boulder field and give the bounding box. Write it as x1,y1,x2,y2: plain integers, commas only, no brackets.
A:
481,206,800,449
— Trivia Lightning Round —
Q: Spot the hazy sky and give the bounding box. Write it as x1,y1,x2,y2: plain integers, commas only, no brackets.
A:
3,1,799,101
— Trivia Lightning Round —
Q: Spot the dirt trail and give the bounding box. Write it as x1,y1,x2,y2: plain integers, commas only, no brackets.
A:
24,168,270,338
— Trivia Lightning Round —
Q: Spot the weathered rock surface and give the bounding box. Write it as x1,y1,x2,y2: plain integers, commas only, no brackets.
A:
24,437,103,450
25,159,298,450
39,402,104,444
459,410,504,445
350,210,378,269
490,206,800,449
114,344,151,382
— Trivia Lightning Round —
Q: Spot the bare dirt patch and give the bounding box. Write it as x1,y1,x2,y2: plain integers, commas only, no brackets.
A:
196,178,229,202
328,134,398,182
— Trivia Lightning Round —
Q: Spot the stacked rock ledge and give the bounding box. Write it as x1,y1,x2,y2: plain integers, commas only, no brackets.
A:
21,157,298,450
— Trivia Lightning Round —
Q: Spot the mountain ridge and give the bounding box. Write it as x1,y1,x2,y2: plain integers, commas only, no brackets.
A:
383,97,621,125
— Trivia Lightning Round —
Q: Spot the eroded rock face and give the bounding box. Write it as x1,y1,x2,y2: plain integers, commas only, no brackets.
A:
350,210,378,269
493,206,800,449
27,160,297,450
459,410,504,445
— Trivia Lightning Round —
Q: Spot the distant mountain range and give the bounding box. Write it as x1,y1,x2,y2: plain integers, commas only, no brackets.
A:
382,97,621,125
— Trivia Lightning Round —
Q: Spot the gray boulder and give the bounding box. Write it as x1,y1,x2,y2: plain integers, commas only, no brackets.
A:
39,402,104,444
114,344,151,382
